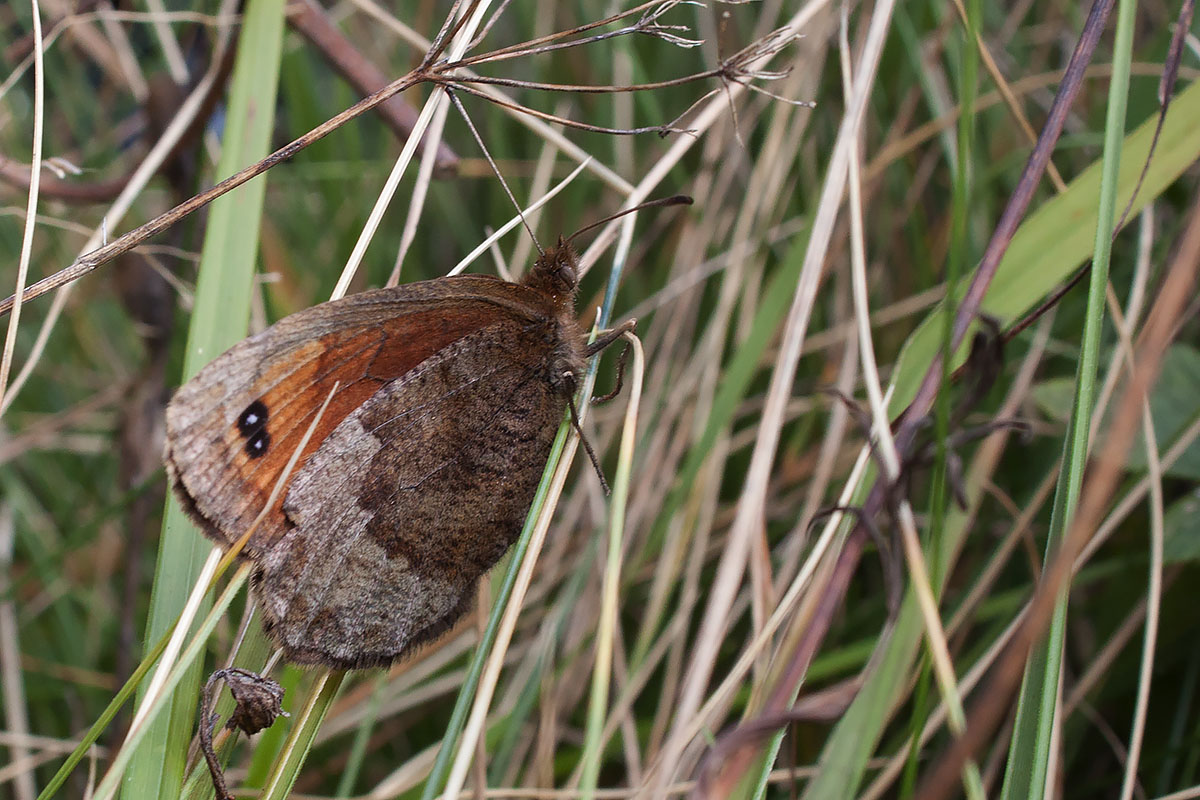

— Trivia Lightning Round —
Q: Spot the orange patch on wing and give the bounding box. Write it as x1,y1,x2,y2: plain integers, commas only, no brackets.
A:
222,304,520,546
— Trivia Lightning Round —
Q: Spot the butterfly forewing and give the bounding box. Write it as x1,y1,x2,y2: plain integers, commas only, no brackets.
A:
165,276,559,554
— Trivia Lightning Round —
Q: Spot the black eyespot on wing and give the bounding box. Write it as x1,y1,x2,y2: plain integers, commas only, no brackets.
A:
238,399,269,435
246,429,271,458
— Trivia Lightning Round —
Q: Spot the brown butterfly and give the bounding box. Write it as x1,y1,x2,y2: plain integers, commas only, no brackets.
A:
165,198,689,669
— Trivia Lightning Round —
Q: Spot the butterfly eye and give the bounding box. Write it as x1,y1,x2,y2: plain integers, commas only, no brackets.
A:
558,261,576,289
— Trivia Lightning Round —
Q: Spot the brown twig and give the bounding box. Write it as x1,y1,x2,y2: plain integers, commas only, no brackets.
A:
691,536,866,800
0,157,130,205
431,80,683,135
199,673,235,800
1000,0,1193,346
3,0,104,63
0,69,422,316
444,22,795,98
893,0,1114,447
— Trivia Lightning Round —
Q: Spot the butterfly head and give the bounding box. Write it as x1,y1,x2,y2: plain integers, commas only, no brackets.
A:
524,236,579,305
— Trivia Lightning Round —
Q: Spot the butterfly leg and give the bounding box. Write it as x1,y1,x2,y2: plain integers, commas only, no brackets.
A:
592,340,631,405
560,370,612,496
585,318,637,404
584,318,637,357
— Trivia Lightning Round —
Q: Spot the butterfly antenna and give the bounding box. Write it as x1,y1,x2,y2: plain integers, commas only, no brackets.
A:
564,195,693,248
444,88,543,256
566,393,610,495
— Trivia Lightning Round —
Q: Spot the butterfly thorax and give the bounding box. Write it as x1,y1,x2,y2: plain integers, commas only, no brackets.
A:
518,237,587,394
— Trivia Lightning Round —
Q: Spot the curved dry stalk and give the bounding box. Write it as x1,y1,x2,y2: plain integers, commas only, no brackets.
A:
644,0,896,792
0,0,46,417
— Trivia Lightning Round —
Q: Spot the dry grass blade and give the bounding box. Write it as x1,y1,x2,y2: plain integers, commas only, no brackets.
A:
0,0,45,415
287,0,459,171
647,1,895,792
0,504,36,800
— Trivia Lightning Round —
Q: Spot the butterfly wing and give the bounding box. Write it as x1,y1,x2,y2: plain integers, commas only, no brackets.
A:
252,316,567,668
165,276,546,555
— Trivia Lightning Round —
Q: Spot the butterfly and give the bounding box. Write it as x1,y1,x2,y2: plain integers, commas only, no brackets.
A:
165,229,643,669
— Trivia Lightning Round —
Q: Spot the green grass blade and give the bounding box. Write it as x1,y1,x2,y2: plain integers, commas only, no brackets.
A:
999,0,1138,795
258,671,346,800
888,76,1200,422
579,339,641,799
119,3,287,798
630,224,810,663
33,628,172,800
100,568,252,800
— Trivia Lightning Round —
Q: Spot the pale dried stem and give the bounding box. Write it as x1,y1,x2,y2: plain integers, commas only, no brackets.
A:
627,185,728,662
328,8,466,300
454,1,700,68
944,459,1057,639
772,273,858,590
862,603,1026,799
143,0,188,83
1,9,236,103
946,0,1067,192
386,89,453,288
0,0,45,418
576,0,833,276
441,432,583,798
109,381,343,800
348,0,633,193
722,58,819,655
580,330,644,796
670,419,881,767
609,17,829,730
449,160,592,277
1091,207,1156,445
644,0,893,790
95,1,150,101
17,0,137,96
864,62,1187,184
840,9,975,780
861,314,1053,798
390,764,893,800
1103,230,1163,800
919,187,1200,798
